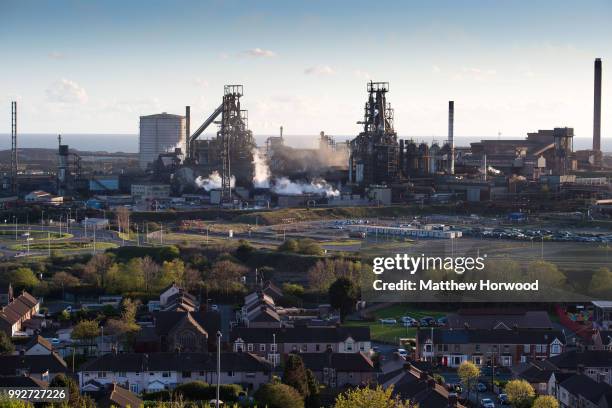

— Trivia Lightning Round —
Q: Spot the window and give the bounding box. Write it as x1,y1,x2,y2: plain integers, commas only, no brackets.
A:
345,342,353,352
270,344,277,352
524,344,530,353
535,344,544,353
182,371,191,378
359,343,365,351
149,372,154,376
260,344,266,352
438,345,443,351
473,356,482,365
227,371,235,377
316,345,320,352
162,372,170,378
118,372,126,378
301,344,308,352
292,345,298,352
551,343,561,354
475,344,480,352
425,344,432,352
130,384,138,393
199,371,205,376
247,343,253,352
454,345,460,352
98,372,106,378
502,356,512,366
235,342,244,352
326,344,332,351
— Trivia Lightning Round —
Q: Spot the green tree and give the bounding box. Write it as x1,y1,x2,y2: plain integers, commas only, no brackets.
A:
71,319,100,355
0,331,15,355
283,354,309,396
278,239,299,253
333,385,411,408
505,379,535,408
283,283,305,297
305,369,321,408
532,396,559,408
49,373,96,408
8,267,38,290
105,298,141,350
526,260,566,288
589,267,612,296
458,361,480,402
254,383,304,408
329,277,359,322
296,239,324,256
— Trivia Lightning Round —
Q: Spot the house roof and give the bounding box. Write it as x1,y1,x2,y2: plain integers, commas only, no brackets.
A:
97,383,143,408
559,374,612,404
0,375,48,388
0,291,38,325
391,364,463,408
152,311,220,338
24,335,53,353
80,352,271,373
446,310,553,330
0,353,68,375
417,328,564,345
299,352,375,372
547,350,612,369
247,306,280,323
230,326,371,343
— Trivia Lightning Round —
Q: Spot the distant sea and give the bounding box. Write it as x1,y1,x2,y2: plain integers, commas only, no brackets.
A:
0,133,610,153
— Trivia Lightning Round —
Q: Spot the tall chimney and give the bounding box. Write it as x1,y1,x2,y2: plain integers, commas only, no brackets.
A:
593,58,602,151
185,105,191,158
448,101,455,175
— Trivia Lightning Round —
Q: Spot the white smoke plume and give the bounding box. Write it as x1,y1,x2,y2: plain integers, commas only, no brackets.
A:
195,171,235,191
251,148,270,188
272,177,340,198
249,148,340,197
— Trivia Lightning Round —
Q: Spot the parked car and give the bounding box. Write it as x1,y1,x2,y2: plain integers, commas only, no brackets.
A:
447,383,463,393
379,318,398,325
396,348,408,359
497,394,509,405
419,316,437,326
480,398,495,408
401,316,418,326
476,383,487,392
437,316,448,326
210,304,219,312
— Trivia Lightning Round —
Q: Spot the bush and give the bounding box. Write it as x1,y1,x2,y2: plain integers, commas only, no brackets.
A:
172,381,243,402
142,390,171,401
254,383,304,408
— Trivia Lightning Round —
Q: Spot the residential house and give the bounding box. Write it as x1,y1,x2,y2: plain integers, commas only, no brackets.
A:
231,326,371,365
416,328,565,367
446,309,553,329
78,352,271,394
546,350,612,385
0,353,69,382
0,375,48,388
20,335,54,355
514,359,558,394
299,352,375,388
134,310,220,352
159,283,199,311
589,329,612,351
0,291,40,336
82,381,143,408
550,373,612,408
382,363,465,408
241,291,281,328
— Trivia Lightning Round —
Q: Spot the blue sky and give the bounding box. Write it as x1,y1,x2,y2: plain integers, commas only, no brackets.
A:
1,0,611,146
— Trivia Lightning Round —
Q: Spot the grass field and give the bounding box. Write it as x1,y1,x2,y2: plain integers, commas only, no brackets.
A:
0,229,73,240
11,241,117,252
344,304,446,344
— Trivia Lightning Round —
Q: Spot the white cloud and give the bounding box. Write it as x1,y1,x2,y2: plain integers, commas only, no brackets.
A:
304,65,335,76
432,65,441,73
48,51,66,60
45,79,88,104
243,48,277,58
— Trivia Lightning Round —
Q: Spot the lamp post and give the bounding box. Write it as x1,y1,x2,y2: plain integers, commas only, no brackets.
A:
216,331,222,408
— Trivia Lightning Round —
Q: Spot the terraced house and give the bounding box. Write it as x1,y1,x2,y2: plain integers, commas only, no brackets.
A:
416,328,565,367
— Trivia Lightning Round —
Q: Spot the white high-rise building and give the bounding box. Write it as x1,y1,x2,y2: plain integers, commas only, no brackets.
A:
139,113,186,170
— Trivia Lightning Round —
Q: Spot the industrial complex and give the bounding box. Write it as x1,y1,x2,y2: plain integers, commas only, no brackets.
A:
1,58,610,213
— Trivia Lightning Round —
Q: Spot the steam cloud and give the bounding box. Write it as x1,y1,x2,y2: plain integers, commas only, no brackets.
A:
195,171,236,191
251,149,340,197
252,148,270,188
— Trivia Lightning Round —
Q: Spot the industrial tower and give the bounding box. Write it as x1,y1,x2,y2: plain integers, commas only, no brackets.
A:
10,101,18,193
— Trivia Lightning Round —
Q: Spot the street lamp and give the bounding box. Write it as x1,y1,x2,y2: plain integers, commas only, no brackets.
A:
216,331,222,408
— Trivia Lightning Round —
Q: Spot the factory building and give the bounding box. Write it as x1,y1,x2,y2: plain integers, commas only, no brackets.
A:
139,113,186,170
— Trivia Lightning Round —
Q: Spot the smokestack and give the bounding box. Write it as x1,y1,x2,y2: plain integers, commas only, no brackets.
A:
185,105,190,157
280,125,283,139
593,58,602,151
448,101,455,175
